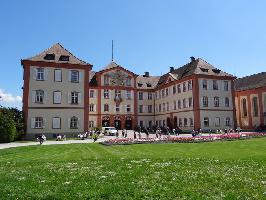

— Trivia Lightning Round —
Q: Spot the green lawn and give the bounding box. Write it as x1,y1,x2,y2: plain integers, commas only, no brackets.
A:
0,138,265,199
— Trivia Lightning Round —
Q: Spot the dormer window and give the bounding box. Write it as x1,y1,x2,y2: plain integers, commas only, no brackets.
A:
138,83,143,87
59,55,69,61
146,83,152,87
212,69,221,74
200,68,209,72
44,54,55,60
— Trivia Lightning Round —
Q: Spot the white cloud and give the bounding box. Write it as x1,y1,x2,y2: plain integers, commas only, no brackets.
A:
0,89,22,103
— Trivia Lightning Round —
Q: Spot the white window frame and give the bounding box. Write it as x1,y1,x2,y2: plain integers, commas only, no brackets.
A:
36,68,45,81
71,70,79,83
35,90,44,103
53,91,61,104
54,69,62,82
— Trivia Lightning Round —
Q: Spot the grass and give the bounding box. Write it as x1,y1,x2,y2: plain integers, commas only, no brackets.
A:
0,138,265,199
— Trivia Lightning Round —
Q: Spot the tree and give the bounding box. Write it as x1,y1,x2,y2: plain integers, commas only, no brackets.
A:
0,111,16,143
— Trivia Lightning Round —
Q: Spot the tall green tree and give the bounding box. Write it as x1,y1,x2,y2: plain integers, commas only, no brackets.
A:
0,111,16,143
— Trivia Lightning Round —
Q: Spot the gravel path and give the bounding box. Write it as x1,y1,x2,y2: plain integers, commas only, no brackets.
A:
0,131,209,150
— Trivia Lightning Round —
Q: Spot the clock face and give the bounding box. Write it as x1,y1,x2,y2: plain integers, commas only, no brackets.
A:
109,70,128,86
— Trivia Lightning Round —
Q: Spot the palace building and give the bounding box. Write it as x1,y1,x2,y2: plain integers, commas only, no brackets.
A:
235,72,266,129
22,43,236,138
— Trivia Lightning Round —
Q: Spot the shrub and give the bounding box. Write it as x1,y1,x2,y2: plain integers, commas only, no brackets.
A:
0,111,16,143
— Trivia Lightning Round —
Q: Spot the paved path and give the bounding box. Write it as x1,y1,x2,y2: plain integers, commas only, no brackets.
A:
0,130,209,150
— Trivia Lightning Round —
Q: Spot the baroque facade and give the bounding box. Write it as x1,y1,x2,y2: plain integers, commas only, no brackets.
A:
22,43,236,138
235,72,266,129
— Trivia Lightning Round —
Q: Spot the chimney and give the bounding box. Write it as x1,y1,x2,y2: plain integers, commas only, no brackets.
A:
190,56,195,62
144,72,149,77
170,67,174,73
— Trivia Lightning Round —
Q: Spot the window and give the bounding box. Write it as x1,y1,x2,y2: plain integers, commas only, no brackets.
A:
139,121,143,127
179,118,183,127
226,117,231,126
184,118,188,127
252,97,258,117
71,70,79,83
183,82,187,92
104,104,109,112
126,77,131,86
104,75,109,85
53,91,61,104
35,90,44,103
177,84,181,93
148,92,152,100
183,99,187,108
89,104,95,112
71,92,79,104
115,90,121,99
52,117,61,129
215,117,220,127
162,103,166,112
189,118,194,127
89,121,94,128
242,98,248,117
224,81,229,91
34,117,43,128
146,83,152,87
36,68,44,81
115,105,120,112
104,89,109,99
89,90,95,98
173,85,176,94
44,53,55,60
174,101,177,110
225,97,230,107
203,96,208,107
126,90,131,100
162,89,165,98
213,80,218,90
70,117,78,129
59,55,69,61
54,69,62,82
214,97,219,107
159,104,162,112
188,80,192,90
189,97,193,107
148,105,153,113
139,105,143,113
166,102,169,111
166,88,169,96
178,100,181,109
138,92,143,100
202,79,207,90
126,105,131,112
204,117,209,127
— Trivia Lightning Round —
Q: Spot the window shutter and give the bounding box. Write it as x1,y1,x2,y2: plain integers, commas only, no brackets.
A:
68,92,71,104
79,71,82,82
78,93,82,104
44,91,48,103
69,71,72,82
109,90,112,99
32,91,36,103
31,118,35,128
44,69,48,80
33,68,37,80
77,118,81,128
68,118,71,128
43,118,46,128
58,92,62,103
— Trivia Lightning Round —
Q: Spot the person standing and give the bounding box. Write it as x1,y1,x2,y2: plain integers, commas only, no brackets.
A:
134,131,137,140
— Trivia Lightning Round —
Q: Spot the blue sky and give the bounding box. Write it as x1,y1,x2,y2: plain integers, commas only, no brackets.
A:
0,0,266,109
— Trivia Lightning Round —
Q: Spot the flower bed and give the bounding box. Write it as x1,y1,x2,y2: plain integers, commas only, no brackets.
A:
100,132,266,146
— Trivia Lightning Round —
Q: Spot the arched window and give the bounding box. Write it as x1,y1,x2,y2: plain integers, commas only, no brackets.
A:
252,97,258,117
242,98,247,117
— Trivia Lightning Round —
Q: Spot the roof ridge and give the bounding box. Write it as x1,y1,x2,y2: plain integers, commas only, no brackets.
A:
237,71,266,80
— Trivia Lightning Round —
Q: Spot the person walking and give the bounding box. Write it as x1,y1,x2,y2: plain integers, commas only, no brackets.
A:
134,131,137,140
